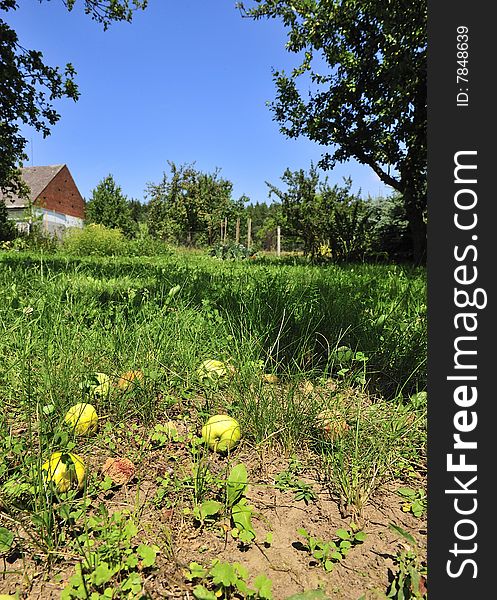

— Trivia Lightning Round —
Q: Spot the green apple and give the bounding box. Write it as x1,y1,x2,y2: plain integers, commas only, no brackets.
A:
201,414,241,452
197,359,227,382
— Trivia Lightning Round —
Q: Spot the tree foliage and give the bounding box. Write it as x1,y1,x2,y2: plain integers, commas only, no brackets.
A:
146,162,236,246
238,0,427,262
0,0,147,199
85,174,137,237
267,165,373,261
0,195,17,241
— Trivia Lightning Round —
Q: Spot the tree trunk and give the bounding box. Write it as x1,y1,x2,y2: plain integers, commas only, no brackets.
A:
403,186,427,265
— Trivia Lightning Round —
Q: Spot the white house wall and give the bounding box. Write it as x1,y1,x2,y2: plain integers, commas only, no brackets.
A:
7,207,83,237
39,208,84,237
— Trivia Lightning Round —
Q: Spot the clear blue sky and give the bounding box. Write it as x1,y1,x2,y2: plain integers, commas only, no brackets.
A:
7,0,391,204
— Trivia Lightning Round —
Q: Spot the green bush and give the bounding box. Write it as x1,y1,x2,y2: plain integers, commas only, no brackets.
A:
209,241,255,260
62,224,126,256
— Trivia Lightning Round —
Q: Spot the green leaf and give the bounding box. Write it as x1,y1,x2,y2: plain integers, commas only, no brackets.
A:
123,520,138,541
254,573,273,599
324,559,334,572
187,562,208,580
226,463,248,507
335,528,350,540
0,527,14,553
239,529,255,543
233,562,249,581
137,544,157,568
389,524,416,546
209,561,238,587
354,531,367,543
192,585,217,600
200,500,223,520
397,487,417,498
264,532,274,546
231,502,255,540
92,562,114,586
125,554,139,569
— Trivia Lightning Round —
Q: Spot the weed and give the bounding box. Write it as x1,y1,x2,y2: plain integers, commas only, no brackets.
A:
297,527,366,572
274,457,316,505
386,525,427,599
62,504,159,599
397,487,426,518
186,559,273,599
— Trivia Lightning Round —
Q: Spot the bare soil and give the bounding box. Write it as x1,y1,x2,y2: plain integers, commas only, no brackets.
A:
0,440,427,600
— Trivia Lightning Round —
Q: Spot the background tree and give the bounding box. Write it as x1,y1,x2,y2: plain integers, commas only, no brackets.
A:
85,174,136,237
238,0,427,263
369,192,411,261
146,162,235,246
267,165,373,261
0,197,17,242
128,198,148,225
0,0,146,204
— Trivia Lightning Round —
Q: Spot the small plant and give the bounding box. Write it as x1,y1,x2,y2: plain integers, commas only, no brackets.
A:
61,505,159,599
186,559,273,599
209,241,255,260
333,346,369,385
189,463,257,544
386,525,427,599
397,487,426,518
298,527,366,572
274,457,316,505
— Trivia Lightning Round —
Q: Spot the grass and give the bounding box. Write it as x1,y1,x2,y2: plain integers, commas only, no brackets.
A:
0,247,427,599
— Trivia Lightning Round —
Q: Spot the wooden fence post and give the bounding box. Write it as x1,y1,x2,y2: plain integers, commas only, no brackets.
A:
277,226,281,257
247,218,252,250
235,217,240,244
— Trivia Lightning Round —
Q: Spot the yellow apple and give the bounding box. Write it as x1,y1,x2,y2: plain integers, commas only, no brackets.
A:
201,414,241,452
64,403,98,435
262,373,279,384
90,372,112,397
42,451,86,493
197,359,227,382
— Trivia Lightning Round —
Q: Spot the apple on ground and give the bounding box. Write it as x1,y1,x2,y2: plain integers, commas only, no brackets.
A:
64,403,98,435
201,414,241,452
42,451,86,493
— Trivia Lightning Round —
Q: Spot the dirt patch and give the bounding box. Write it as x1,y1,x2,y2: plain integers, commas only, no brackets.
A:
0,430,426,599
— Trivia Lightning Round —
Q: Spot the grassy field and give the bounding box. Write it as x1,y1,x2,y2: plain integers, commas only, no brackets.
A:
0,249,427,599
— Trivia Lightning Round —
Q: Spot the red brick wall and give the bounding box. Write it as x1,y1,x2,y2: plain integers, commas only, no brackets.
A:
35,166,85,219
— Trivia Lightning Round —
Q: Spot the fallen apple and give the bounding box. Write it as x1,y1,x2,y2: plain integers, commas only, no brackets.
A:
64,402,98,435
262,373,279,384
201,414,241,452
116,370,144,392
101,457,135,485
42,451,86,493
316,409,350,442
197,359,228,382
90,372,112,397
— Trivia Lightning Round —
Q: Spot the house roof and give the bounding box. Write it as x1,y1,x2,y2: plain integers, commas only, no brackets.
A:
1,164,66,208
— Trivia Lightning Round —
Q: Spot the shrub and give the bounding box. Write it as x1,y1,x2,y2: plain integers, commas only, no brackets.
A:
62,224,126,256
209,241,255,260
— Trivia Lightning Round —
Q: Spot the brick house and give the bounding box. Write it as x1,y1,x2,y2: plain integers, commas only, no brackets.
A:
1,164,85,236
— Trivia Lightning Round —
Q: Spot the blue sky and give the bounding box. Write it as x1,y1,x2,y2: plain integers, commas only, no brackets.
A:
7,0,391,204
